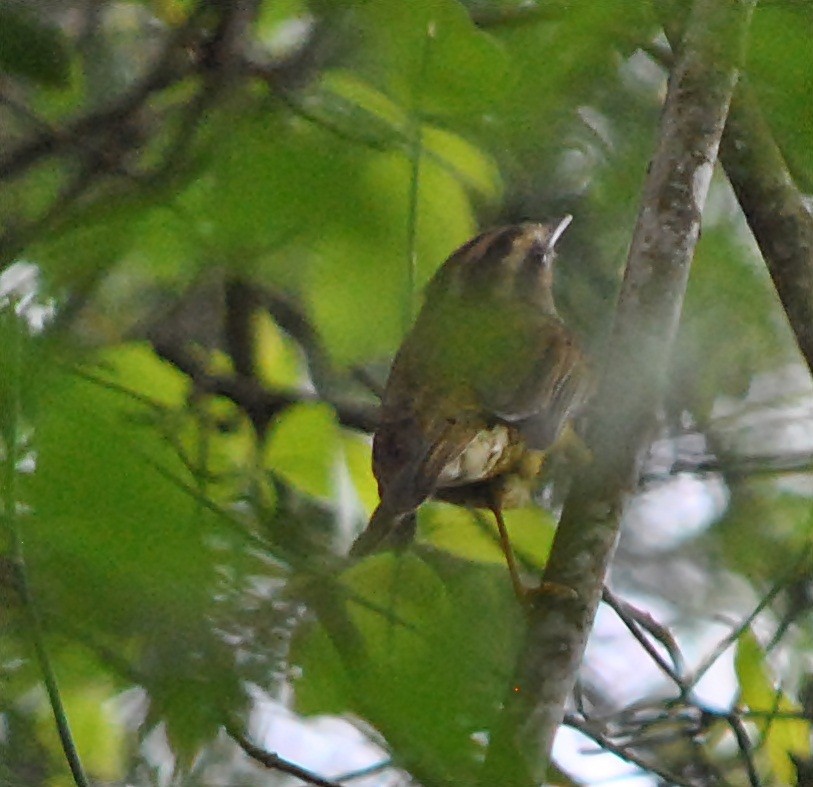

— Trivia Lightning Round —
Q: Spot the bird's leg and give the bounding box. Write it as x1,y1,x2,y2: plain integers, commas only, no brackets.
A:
489,503,527,601
490,503,579,606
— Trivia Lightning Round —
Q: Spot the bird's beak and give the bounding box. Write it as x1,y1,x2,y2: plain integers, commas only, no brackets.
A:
548,214,573,250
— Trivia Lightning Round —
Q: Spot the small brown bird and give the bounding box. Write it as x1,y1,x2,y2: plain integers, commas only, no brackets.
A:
350,218,591,597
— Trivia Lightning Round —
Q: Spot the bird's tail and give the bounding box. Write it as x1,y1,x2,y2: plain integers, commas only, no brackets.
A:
348,504,417,557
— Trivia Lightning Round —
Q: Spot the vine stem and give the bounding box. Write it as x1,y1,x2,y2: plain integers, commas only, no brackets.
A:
404,21,435,331
1,307,90,787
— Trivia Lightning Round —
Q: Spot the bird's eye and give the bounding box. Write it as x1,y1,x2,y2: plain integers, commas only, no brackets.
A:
521,241,551,274
528,244,548,266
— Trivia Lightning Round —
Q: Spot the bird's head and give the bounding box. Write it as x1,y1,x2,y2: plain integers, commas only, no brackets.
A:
426,216,573,313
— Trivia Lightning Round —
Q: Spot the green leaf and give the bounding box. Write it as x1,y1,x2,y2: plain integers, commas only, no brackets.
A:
309,70,502,202
713,484,813,585
23,363,251,761
195,108,354,254
0,6,71,87
251,311,304,391
735,630,810,784
321,69,408,131
92,342,190,408
345,0,511,118
264,402,340,500
25,368,218,636
675,223,792,421
31,205,139,289
487,0,657,163
306,149,476,364
143,632,247,767
292,551,524,784
421,503,555,569
748,3,813,189
422,126,503,202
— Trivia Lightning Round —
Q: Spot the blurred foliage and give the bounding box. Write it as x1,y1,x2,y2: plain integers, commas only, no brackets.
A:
736,630,810,785
293,551,524,784
1,0,813,785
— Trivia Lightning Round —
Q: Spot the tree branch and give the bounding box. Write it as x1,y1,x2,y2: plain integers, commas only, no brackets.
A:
564,714,696,787
719,85,813,377
151,336,379,435
658,9,813,382
480,1,754,783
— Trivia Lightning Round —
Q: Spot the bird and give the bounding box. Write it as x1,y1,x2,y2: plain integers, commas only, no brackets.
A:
349,218,592,598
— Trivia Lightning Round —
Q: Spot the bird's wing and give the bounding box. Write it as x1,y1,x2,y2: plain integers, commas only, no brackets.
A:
482,318,592,451
373,413,496,511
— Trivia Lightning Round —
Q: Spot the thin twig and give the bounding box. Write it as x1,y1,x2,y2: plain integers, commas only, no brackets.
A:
333,759,394,782
564,713,697,787
724,713,761,787
152,338,379,435
602,588,688,691
227,725,344,787
404,23,434,330
642,449,813,483
684,546,811,696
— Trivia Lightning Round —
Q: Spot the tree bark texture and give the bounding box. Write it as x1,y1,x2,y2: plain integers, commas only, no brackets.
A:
661,5,813,383
719,84,813,378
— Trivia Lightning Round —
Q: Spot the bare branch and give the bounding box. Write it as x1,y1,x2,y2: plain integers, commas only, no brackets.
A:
481,1,754,782
602,588,687,690
724,713,761,787
658,7,813,382
684,548,809,695
564,714,697,787
0,25,192,184
151,337,379,435
641,447,813,483
720,86,813,379
227,726,344,787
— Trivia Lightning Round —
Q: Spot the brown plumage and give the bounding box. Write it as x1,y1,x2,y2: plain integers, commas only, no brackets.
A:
350,219,591,595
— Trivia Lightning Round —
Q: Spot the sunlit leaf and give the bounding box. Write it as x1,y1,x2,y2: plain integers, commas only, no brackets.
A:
342,431,377,515
422,126,503,202
321,70,407,131
306,149,476,364
735,630,810,784
251,310,303,390
92,342,189,408
421,503,555,571
264,402,340,499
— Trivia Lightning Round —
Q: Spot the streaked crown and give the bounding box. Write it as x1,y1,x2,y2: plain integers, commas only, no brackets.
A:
425,216,572,312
